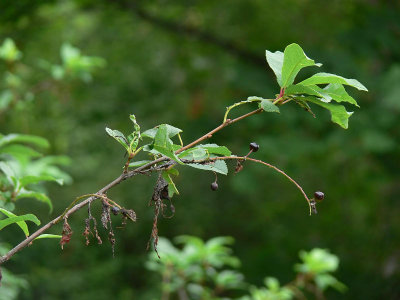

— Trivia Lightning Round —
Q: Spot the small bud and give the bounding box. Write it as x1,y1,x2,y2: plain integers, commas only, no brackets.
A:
249,142,260,152
211,182,218,191
314,191,325,201
111,206,120,215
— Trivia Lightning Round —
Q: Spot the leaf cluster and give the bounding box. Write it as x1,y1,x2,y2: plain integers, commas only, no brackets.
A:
266,43,367,129
146,236,346,300
0,133,68,239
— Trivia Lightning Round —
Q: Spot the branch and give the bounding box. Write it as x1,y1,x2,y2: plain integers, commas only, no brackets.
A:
0,163,169,264
209,156,311,211
0,105,271,265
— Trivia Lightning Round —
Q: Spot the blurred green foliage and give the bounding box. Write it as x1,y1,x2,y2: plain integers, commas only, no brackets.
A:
146,236,345,299
0,0,399,299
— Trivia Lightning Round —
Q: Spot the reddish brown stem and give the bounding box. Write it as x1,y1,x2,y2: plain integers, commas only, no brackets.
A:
209,156,311,209
0,105,271,264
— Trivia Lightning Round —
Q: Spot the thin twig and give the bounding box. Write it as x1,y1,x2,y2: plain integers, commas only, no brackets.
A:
0,164,167,264
0,105,276,264
206,156,311,211
176,108,262,154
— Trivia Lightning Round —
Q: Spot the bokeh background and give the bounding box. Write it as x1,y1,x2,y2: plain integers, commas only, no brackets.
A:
1,0,400,299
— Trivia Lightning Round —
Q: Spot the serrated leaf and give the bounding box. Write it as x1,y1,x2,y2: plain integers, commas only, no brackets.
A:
280,43,321,88
128,160,152,168
299,72,368,91
187,160,228,175
0,213,40,232
105,127,129,151
142,124,182,140
0,208,29,237
16,190,53,213
265,50,284,83
35,234,62,240
19,175,64,188
259,99,280,113
304,97,353,129
0,134,49,149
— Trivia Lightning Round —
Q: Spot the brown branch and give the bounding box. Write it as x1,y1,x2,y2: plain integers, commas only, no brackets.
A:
0,163,169,264
205,156,311,210
0,105,265,265
176,108,263,154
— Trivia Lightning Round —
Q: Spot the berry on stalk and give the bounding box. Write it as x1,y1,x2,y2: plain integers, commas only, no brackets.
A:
211,182,218,191
249,142,259,152
314,191,324,201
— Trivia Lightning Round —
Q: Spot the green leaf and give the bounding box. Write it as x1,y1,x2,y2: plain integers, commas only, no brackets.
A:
259,99,280,113
178,147,208,160
105,127,129,151
61,43,80,64
304,97,353,129
299,72,368,91
16,190,53,213
0,144,42,160
0,90,13,110
0,134,49,149
35,234,62,240
129,114,141,134
265,50,284,83
287,83,360,108
18,175,64,188
280,43,321,88
199,144,232,156
323,83,359,107
293,98,315,117
152,124,183,164
162,171,179,198
127,114,141,153
285,84,329,99
0,213,40,231
296,248,340,274
0,161,17,186
142,124,182,140
0,38,22,62
128,160,152,168
166,167,179,176
179,144,232,160
315,274,347,292
0,208,29,237
187,160,228,175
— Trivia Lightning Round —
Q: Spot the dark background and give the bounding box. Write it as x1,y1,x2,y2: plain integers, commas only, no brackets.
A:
1,0,399,299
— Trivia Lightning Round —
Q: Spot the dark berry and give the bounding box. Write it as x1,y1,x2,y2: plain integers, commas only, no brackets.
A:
111,206,120,215
249,142,260,152
211,182,218,191
314,191,324,201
